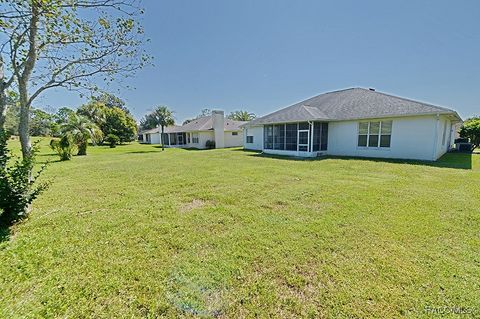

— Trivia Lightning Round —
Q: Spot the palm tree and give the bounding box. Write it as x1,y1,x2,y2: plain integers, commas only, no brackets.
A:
61,114,103,156
228,110,256,121
151,106,175,151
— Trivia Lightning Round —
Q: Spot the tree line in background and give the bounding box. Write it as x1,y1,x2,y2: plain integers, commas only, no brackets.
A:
460,117,480,149
5,92,137,156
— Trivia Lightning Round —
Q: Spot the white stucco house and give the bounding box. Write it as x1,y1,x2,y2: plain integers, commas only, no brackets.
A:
243,88,463,161
141,110,246,149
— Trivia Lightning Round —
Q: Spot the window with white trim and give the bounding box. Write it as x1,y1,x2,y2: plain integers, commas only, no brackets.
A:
358,120,392,148
442,120,447,145
232,132,238,136
192,132,199,144
246,136,254,143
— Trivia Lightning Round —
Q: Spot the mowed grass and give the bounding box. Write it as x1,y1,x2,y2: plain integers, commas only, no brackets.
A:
1,139,479,318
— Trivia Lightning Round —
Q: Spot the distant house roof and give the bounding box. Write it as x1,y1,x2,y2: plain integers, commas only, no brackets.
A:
140,125,182,135
246,88,462,126
140,117,246,134
176,116,247,132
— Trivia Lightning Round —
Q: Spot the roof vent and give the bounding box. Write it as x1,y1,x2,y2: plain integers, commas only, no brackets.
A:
369,88,375,91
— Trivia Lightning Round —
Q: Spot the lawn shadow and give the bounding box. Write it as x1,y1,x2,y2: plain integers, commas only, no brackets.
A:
245,150,474,169
0,222,11,244
125,150,161,154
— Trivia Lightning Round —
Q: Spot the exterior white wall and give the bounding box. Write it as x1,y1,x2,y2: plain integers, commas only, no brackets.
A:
327,115,442,161
143,132,161,144
151,133,161,144
224,131,243,147
434,115,454,160
212,110,225,148
198,131,215,149
243,126,263,150
142,130,243,149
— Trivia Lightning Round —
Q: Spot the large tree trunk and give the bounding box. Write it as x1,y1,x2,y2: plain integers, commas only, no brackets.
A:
77,140,87,156
17,2,39,159
18,83,31,159
0,59,7,130
0,84,7,130
161,125,165,151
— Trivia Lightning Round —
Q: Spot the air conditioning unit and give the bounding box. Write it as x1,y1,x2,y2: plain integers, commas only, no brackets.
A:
454,138,474,153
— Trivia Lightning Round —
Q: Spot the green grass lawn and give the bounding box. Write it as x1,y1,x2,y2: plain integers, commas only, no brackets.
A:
1,139,479,318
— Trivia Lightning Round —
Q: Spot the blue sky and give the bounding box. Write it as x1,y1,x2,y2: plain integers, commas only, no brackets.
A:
38,0,480,122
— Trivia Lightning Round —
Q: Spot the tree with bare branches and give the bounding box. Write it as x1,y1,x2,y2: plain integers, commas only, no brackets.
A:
0,0,151,158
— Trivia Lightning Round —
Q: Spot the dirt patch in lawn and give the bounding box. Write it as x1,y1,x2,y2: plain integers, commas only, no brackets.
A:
180,199,208,213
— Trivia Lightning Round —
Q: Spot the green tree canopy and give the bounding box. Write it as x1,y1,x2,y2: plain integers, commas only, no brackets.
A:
29,109,54,137
228,110,256,121
460,117,480,148
139,113,159,131
61,114,103,156
147,106,175,150
92,93,131,114
101,107,137,143
54,107,76,124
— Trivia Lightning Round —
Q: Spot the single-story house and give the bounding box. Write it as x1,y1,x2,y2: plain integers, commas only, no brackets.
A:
141,110,247,149
243,88,463,161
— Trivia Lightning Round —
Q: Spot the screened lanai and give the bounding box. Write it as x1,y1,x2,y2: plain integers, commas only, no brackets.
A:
263,121,328,153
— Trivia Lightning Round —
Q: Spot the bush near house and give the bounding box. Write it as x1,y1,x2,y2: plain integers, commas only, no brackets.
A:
205,140,215,149
0,132,48,226
106,134,120,148
50,135,76,161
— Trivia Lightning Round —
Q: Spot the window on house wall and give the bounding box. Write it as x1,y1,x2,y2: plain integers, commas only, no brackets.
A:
169,133,177,145
285,123,297,150
232,132,238,136
192,133,199,143
442,120,447,145
187,133,191,144
246,136,254,143
273,124,285,150
380,121,392,147
146,134,151,143
321,123,328,150
264,125,273,149
312,122,329,151
358,120,392,148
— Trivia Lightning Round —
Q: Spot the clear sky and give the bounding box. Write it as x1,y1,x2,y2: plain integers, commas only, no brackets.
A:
37,0,480,122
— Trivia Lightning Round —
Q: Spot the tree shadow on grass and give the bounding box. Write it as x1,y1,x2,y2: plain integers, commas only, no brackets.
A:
0,223,11,244
125,150,161,154
245,150,474,170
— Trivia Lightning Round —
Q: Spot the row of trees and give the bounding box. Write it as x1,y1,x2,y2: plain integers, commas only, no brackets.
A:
0,0,149,226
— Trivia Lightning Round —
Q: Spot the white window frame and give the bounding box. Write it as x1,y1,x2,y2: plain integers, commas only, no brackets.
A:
191,132,199,144
297,129,310,152
358,120,392,149
442,120,447,146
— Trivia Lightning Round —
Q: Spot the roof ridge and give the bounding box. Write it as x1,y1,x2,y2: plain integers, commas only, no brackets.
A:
358,88,455,113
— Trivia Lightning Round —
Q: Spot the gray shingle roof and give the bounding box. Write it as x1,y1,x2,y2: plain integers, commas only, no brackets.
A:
246,88,462,125
140,125,182,134
175,116,247,132
141,117,246,134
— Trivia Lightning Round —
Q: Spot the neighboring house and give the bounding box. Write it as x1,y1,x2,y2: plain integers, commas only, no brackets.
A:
243,88,462,161
141,110,246,149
